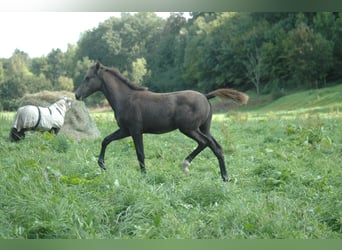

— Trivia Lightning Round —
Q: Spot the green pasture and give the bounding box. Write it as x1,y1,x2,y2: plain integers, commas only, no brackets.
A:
0,86,341,239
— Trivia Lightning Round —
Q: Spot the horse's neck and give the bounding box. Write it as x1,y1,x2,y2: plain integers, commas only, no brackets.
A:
102,73,133,112
50,101,66,115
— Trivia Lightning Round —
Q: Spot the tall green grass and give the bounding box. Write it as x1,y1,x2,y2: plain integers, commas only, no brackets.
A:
0,87,341,239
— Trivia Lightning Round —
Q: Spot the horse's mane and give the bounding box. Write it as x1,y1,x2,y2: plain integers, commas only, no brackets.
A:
101,65,148,91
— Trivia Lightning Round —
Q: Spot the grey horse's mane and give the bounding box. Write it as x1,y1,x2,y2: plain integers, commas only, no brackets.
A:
101,65,148,91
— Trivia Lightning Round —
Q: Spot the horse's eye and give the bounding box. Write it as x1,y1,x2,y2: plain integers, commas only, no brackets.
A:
85,76,90,81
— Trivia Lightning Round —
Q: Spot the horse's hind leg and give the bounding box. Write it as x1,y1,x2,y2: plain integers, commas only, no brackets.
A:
183,144,207,172
9,128,25,142
200,118,229,182
180,129,209,172
181,116,212,172
181,128,229,182
207,135,229,182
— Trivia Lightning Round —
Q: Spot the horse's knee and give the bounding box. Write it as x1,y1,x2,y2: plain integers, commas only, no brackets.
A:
101,138,110,148
102,134,115,147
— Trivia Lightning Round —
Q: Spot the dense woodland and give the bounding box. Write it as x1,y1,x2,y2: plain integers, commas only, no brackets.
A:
1,12,342,110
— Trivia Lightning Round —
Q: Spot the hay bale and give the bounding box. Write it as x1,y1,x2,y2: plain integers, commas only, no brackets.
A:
19,91,100,140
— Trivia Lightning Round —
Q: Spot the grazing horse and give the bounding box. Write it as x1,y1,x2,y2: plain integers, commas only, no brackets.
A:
9,97,72,142
75,62,248,182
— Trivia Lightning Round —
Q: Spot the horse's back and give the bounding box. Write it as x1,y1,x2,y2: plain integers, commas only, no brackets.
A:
145,90,209,107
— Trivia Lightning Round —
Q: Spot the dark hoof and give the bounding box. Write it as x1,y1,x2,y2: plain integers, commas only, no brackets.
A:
98,160,106,170
223,176,231,182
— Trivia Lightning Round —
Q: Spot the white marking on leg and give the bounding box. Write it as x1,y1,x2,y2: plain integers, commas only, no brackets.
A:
183,159,190,173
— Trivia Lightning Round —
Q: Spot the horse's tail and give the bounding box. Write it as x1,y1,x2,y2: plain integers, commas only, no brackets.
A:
205,88,249,105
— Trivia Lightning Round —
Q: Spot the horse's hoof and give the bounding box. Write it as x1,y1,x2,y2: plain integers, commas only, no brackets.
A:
98,161,106,170
223,176,231,182
182,159,190,173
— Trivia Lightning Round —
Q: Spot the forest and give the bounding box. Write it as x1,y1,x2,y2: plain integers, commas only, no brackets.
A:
1,12,342,110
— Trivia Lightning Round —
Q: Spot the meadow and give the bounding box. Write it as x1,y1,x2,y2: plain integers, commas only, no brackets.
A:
0,85,341,239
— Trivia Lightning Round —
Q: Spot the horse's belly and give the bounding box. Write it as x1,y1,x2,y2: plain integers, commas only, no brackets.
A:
143,119,177,134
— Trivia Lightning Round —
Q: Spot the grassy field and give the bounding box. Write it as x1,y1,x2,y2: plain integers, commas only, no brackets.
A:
0,85,341,239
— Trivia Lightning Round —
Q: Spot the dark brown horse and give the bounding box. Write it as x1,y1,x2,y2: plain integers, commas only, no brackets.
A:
75,62,248,182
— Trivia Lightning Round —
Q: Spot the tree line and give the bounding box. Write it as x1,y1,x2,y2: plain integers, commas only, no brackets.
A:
1,12,341,110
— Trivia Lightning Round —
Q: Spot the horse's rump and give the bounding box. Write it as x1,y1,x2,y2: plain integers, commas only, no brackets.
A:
12,106,39,132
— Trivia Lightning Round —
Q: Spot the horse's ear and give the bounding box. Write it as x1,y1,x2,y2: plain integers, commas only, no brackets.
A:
95,61,101,71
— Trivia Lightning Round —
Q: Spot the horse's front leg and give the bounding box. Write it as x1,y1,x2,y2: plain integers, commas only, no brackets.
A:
98,129,129,170
131,133,146,173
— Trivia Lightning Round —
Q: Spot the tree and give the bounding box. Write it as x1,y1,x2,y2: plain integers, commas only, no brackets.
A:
77,12,164,77
329,13,342,81
73,56,93,90
183,13,219,90
148,13,187,91
46,49,66,89
313,12,336,41
244,48,263,95
57,76,74,91
184,12,268,91
31,57,49,76
0,50,54,110
8,49,31,77
131,57,148,84
0,61,4,83
284,20,333,88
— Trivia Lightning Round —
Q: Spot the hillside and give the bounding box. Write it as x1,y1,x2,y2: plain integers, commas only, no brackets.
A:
246,84,342,114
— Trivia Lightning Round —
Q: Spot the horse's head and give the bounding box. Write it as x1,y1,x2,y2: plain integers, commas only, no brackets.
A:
63,97,73,110
75,61,103,100
56,96,73,111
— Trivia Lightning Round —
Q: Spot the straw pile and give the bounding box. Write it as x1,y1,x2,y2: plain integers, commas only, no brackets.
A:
19,91,100,140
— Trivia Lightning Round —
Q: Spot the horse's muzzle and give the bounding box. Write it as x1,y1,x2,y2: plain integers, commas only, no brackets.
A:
75,93,82,101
